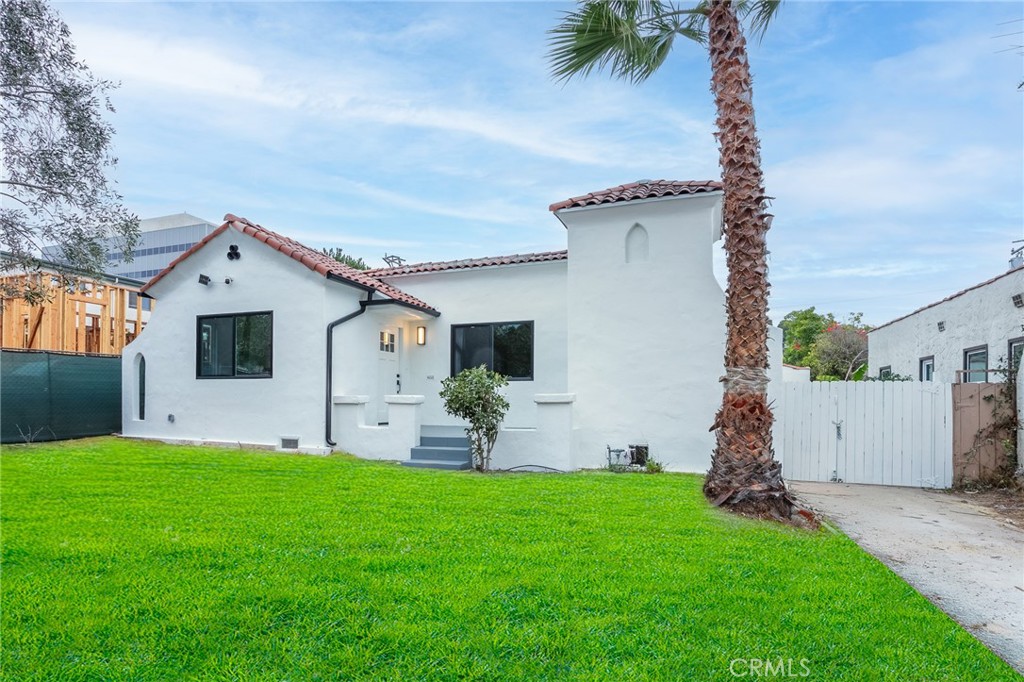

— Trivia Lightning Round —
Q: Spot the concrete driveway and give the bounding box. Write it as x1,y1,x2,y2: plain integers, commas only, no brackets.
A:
791,481,1023,673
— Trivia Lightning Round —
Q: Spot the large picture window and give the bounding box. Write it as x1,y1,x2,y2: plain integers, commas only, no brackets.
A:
197,312,273,378
451,321,533,380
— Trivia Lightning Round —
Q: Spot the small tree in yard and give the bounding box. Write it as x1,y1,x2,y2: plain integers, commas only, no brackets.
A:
440,365,509,472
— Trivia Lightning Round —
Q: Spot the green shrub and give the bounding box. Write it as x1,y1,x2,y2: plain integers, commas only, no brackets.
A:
439,365,509,471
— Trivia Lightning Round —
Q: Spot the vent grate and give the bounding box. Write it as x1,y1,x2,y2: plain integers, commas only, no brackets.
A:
280,437,299,450
1013,293,1023,309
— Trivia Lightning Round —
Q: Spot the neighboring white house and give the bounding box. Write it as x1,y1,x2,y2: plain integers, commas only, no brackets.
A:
868,265,1024,382
121,180,783,471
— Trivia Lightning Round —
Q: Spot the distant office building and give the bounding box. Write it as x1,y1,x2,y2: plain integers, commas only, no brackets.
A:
42,213,217,282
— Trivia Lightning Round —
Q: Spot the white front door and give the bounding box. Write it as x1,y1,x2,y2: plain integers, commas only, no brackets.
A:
376,327,401,424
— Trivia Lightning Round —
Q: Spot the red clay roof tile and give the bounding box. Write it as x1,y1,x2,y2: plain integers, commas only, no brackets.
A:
142,215,438,314
367,250,568,278
549,180,722,212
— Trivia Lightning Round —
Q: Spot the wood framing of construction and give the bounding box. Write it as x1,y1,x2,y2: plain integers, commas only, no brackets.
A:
1,266,153,355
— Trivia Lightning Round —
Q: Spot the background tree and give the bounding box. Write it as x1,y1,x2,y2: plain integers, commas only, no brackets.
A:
549,0,792,518
1,0,138,304
779,307,834,368
780,309,870,380
319,247,368,271
808,318,868,381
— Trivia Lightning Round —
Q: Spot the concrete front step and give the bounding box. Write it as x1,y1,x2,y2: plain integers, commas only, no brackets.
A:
402,425,473,469
419,435,470,448
401,458,472,471
409,445,471,463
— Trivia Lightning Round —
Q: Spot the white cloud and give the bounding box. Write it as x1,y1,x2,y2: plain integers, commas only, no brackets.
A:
72,24,299,109
329,177,537,227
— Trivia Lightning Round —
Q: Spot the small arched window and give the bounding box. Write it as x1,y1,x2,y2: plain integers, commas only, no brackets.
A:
625,223,649,263
136,354,146,420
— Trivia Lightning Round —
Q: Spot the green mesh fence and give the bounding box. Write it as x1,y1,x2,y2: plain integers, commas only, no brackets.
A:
1,350,122,444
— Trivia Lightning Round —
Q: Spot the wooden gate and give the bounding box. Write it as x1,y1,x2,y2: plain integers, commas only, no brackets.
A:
951,382,1013,485
776,382,953,488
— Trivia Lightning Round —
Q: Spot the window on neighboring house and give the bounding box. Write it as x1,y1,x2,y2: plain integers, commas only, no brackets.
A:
919,356,934,382
197,312,273,378
128,291,152,311
878,366,892,379
1010,338,1024,372
451,321,534,380
963,345,988,383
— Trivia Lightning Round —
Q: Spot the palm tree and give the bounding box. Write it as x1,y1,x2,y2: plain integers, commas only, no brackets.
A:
549,0,793,518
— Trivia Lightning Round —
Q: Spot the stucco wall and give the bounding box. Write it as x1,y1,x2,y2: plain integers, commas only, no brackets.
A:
124,197,786,470
868,267,1024,381
782,364,811,382
121,228,352,451
559,194,728,472
375,261,569,427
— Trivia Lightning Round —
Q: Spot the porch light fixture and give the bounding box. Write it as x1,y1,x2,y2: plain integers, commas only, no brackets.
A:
198,274,211,286
416,326,427,345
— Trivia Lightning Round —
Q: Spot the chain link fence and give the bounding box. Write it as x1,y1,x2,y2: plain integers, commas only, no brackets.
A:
1,350,121,443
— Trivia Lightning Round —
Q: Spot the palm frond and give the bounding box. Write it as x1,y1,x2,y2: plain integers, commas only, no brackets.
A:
683,1,782,45
547,1,781,83
735,0,782,42
548,1,694,84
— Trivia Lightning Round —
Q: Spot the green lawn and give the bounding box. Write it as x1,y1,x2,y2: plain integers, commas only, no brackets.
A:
1,438,1016,681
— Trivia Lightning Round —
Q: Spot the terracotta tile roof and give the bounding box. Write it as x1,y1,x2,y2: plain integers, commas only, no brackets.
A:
142,214,438,314
869,265,1024,333
367,250,568,278
549,180,722,212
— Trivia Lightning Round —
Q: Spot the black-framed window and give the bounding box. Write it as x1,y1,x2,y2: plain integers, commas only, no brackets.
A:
451,321,533,380
878,366,892,379
963,345,988,383
1009,337,1024,372
919,356,934,382
197,312,273,378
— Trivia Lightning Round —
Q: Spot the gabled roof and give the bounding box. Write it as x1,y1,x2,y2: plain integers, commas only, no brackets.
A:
142,214,438,315
368,250,568,278
870,264,1024,333
549,180,722,212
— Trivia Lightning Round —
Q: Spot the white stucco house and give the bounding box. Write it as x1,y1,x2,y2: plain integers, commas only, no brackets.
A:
868,265,1024,382
121,180,783,471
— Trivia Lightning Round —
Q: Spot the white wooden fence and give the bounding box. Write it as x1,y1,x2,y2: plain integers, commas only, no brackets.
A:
775,382,953,488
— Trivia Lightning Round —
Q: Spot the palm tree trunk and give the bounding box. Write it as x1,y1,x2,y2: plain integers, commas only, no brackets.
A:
702,0,792,517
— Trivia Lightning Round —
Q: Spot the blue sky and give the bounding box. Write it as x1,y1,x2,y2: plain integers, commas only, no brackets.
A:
55,1,1023,326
